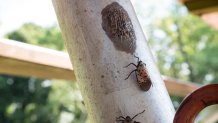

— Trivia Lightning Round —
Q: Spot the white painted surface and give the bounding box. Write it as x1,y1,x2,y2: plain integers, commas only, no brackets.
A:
52,0,175,122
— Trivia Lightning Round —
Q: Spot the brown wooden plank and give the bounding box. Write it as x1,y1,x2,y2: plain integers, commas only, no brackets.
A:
0,39,72,70
0,39,200,96
0,39,75,80
0,56,75,80
179,0,218,14
163,76,200,97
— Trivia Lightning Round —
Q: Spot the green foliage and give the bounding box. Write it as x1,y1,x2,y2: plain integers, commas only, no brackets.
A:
1,23,87,123
148,3,218,85
147,3,218,112
6,23,65,51
0,75,51,123
49,81,87,123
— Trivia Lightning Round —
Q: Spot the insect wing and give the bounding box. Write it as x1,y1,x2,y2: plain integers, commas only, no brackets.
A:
136,67,152,91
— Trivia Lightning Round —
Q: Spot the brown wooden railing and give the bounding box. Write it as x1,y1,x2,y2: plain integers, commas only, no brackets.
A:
0,39,200,96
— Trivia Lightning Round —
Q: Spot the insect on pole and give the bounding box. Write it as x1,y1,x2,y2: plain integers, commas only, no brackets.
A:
124,55,153,91
116,110,145,123
52,0,175,123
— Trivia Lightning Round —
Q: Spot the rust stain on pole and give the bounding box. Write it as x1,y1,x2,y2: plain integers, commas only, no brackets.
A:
101,2,136,54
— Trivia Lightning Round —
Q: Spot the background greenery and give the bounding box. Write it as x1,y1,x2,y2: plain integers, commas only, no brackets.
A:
146,4,218,111
0,2,217,123
1,24,87,123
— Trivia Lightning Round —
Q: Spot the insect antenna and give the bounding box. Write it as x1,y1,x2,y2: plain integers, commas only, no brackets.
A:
116,116,125,122
134,55,140,63
116,119,125,122
131,110,145,120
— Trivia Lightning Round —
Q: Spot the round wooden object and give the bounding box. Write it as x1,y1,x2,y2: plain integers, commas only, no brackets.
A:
174,84,218,123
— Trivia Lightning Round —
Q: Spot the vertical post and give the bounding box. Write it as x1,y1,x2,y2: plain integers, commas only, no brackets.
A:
52,0,175,123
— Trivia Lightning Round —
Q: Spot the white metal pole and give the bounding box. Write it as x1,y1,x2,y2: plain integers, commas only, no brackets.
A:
52,0,175,122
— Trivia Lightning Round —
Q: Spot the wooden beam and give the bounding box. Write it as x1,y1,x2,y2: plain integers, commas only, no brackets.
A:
0,56,75,80
0,39,75,80
0,39,200,96
180,0,218,15
163,76,200,97
0,39,73,70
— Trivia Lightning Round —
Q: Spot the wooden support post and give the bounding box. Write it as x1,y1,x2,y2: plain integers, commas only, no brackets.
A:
52,0,175,122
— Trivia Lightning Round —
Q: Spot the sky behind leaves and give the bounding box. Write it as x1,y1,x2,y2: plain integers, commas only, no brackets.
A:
0,0,173,38
0,0,57,37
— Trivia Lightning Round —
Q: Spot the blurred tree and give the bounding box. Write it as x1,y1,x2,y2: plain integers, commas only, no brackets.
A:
6,23,65,51
147,2,218,118
1,23,86,123
0,76,52,123
1,2,218,122
148,3,218,85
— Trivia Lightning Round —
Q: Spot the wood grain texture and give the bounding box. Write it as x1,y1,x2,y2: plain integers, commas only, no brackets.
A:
52,0,175,122
0,56,75,80
174,84,218,123
0,39,75,80
0,39,72,70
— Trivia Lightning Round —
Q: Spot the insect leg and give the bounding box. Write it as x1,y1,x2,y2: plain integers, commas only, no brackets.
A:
125,69,137,80
135,72,139,83
133,121,140,123
116,116,125,122
116,119,125,122
131,110,145,120
124,63,137,68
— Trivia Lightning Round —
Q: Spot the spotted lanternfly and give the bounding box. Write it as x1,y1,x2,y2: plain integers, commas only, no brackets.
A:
116,110,145,123
124,55,152,91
